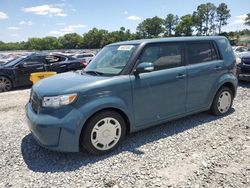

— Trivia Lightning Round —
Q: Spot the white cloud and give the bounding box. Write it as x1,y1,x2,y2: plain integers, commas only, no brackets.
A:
127,16,141,21
49,24,86,36
22,4,67,17
0,11,8,20
8,27,19,30
124,11,128,15
232,14,247,24
19,20,33,26
60,24,86,33
49,30,61,35
223,14,250,32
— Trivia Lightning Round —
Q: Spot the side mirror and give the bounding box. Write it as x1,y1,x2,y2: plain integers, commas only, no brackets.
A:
18,62,27,68
134,62,154,74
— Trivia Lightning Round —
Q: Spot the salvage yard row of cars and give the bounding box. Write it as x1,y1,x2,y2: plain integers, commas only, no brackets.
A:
0,51,96,92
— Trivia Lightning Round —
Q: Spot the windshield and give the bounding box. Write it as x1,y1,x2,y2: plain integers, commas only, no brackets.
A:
85,44,138,75
4,57,25,66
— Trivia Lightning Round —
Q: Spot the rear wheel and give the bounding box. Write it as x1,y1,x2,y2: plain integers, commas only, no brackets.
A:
81,110,126,155
0,76,12,93
210,87,233,116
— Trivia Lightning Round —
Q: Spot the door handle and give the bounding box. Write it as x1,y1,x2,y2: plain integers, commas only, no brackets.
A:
213,66,222,71
176,74,186,79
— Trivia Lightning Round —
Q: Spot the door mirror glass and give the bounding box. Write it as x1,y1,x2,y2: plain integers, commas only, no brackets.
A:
18,62,27,68
135,62,154,74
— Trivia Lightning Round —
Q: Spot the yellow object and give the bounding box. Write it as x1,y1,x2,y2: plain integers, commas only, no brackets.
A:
30,72,57,84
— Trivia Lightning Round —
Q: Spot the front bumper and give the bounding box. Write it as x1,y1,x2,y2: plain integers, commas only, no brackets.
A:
25,103,85,152
237,66,250,81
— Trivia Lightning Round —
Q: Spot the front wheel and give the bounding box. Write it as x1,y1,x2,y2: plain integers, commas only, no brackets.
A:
0,76,12,93
210,87,233,116
81,110,126,155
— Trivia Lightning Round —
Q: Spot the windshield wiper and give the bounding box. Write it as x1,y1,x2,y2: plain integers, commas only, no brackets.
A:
84,70,104,76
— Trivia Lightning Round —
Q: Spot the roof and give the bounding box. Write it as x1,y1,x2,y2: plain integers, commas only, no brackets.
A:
109,36,227,46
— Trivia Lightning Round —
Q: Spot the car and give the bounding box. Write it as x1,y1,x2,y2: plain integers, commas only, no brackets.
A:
233,46,250,57
237,52,250,81
73,53,95,66
26,36,237,155
0,53,85,92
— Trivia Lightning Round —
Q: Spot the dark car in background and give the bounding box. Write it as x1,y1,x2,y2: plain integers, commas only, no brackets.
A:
73,53,95,66
0,53,85,92
237,52,250,81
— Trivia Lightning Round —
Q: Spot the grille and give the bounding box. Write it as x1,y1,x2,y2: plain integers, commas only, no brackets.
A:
242,58,250,65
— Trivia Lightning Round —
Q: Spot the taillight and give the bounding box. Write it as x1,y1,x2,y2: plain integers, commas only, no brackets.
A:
80,60,88,67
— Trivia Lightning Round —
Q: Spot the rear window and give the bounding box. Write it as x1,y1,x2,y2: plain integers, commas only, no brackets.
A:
187,42,218,64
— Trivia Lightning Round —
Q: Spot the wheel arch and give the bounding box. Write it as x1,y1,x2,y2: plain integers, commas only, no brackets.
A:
220,82,236,98
78,106,132,149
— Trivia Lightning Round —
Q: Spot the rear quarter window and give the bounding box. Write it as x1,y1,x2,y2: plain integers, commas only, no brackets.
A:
187,42,218,64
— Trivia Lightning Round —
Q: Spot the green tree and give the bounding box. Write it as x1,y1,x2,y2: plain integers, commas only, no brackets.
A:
165,14,179,36
194,3,216,35
25,38,44,50
82,28,109,48
137,16,165,38
174,14,194,36
245,13,250,26
216,3,231,34
192,11,204,35
58,33,82,49
41,37,62,50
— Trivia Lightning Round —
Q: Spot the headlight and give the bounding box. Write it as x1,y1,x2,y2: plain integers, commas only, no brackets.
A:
236,57,241,64
42,93,77,107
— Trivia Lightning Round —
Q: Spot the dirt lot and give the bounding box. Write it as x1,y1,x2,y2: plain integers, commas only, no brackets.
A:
0,83,249,188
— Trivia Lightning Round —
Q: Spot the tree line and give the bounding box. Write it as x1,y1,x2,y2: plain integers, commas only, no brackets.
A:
0,3,250,51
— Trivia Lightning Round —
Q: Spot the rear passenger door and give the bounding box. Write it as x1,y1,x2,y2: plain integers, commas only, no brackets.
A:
186,41,224,112
131,43,187,127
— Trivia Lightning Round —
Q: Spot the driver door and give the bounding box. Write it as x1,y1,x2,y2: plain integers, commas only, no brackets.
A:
130,43,187,127
15,56,45,86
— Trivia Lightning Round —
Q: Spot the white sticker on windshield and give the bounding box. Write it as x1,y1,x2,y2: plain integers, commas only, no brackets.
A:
117,45,134,51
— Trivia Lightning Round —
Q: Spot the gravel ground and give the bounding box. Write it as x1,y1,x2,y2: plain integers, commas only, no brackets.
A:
0,83,249,188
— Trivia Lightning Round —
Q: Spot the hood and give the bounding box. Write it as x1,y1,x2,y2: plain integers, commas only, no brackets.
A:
240,52,250,59
33,71,111,97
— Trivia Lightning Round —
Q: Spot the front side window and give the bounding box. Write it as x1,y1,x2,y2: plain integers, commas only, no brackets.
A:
139,43,183,71
85,45,138,75
187,42,217,64
22,56,44,66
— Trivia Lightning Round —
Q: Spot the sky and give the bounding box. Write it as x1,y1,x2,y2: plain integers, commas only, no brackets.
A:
0,0,249,42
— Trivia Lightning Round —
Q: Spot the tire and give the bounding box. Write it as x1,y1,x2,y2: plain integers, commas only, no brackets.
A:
210,86,233,116
0,76,12,93
81,110,126,155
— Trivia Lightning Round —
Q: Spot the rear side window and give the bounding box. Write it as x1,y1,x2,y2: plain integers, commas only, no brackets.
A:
140,43,183,71
187,42,218,64
46,55,67,63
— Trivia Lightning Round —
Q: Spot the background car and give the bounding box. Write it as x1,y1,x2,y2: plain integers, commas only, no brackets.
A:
233,46,250,57
237,52,250,81
0,53,85,92
73,53,96,66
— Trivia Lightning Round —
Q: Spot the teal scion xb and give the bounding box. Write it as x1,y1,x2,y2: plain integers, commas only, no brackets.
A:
26,36,237,155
